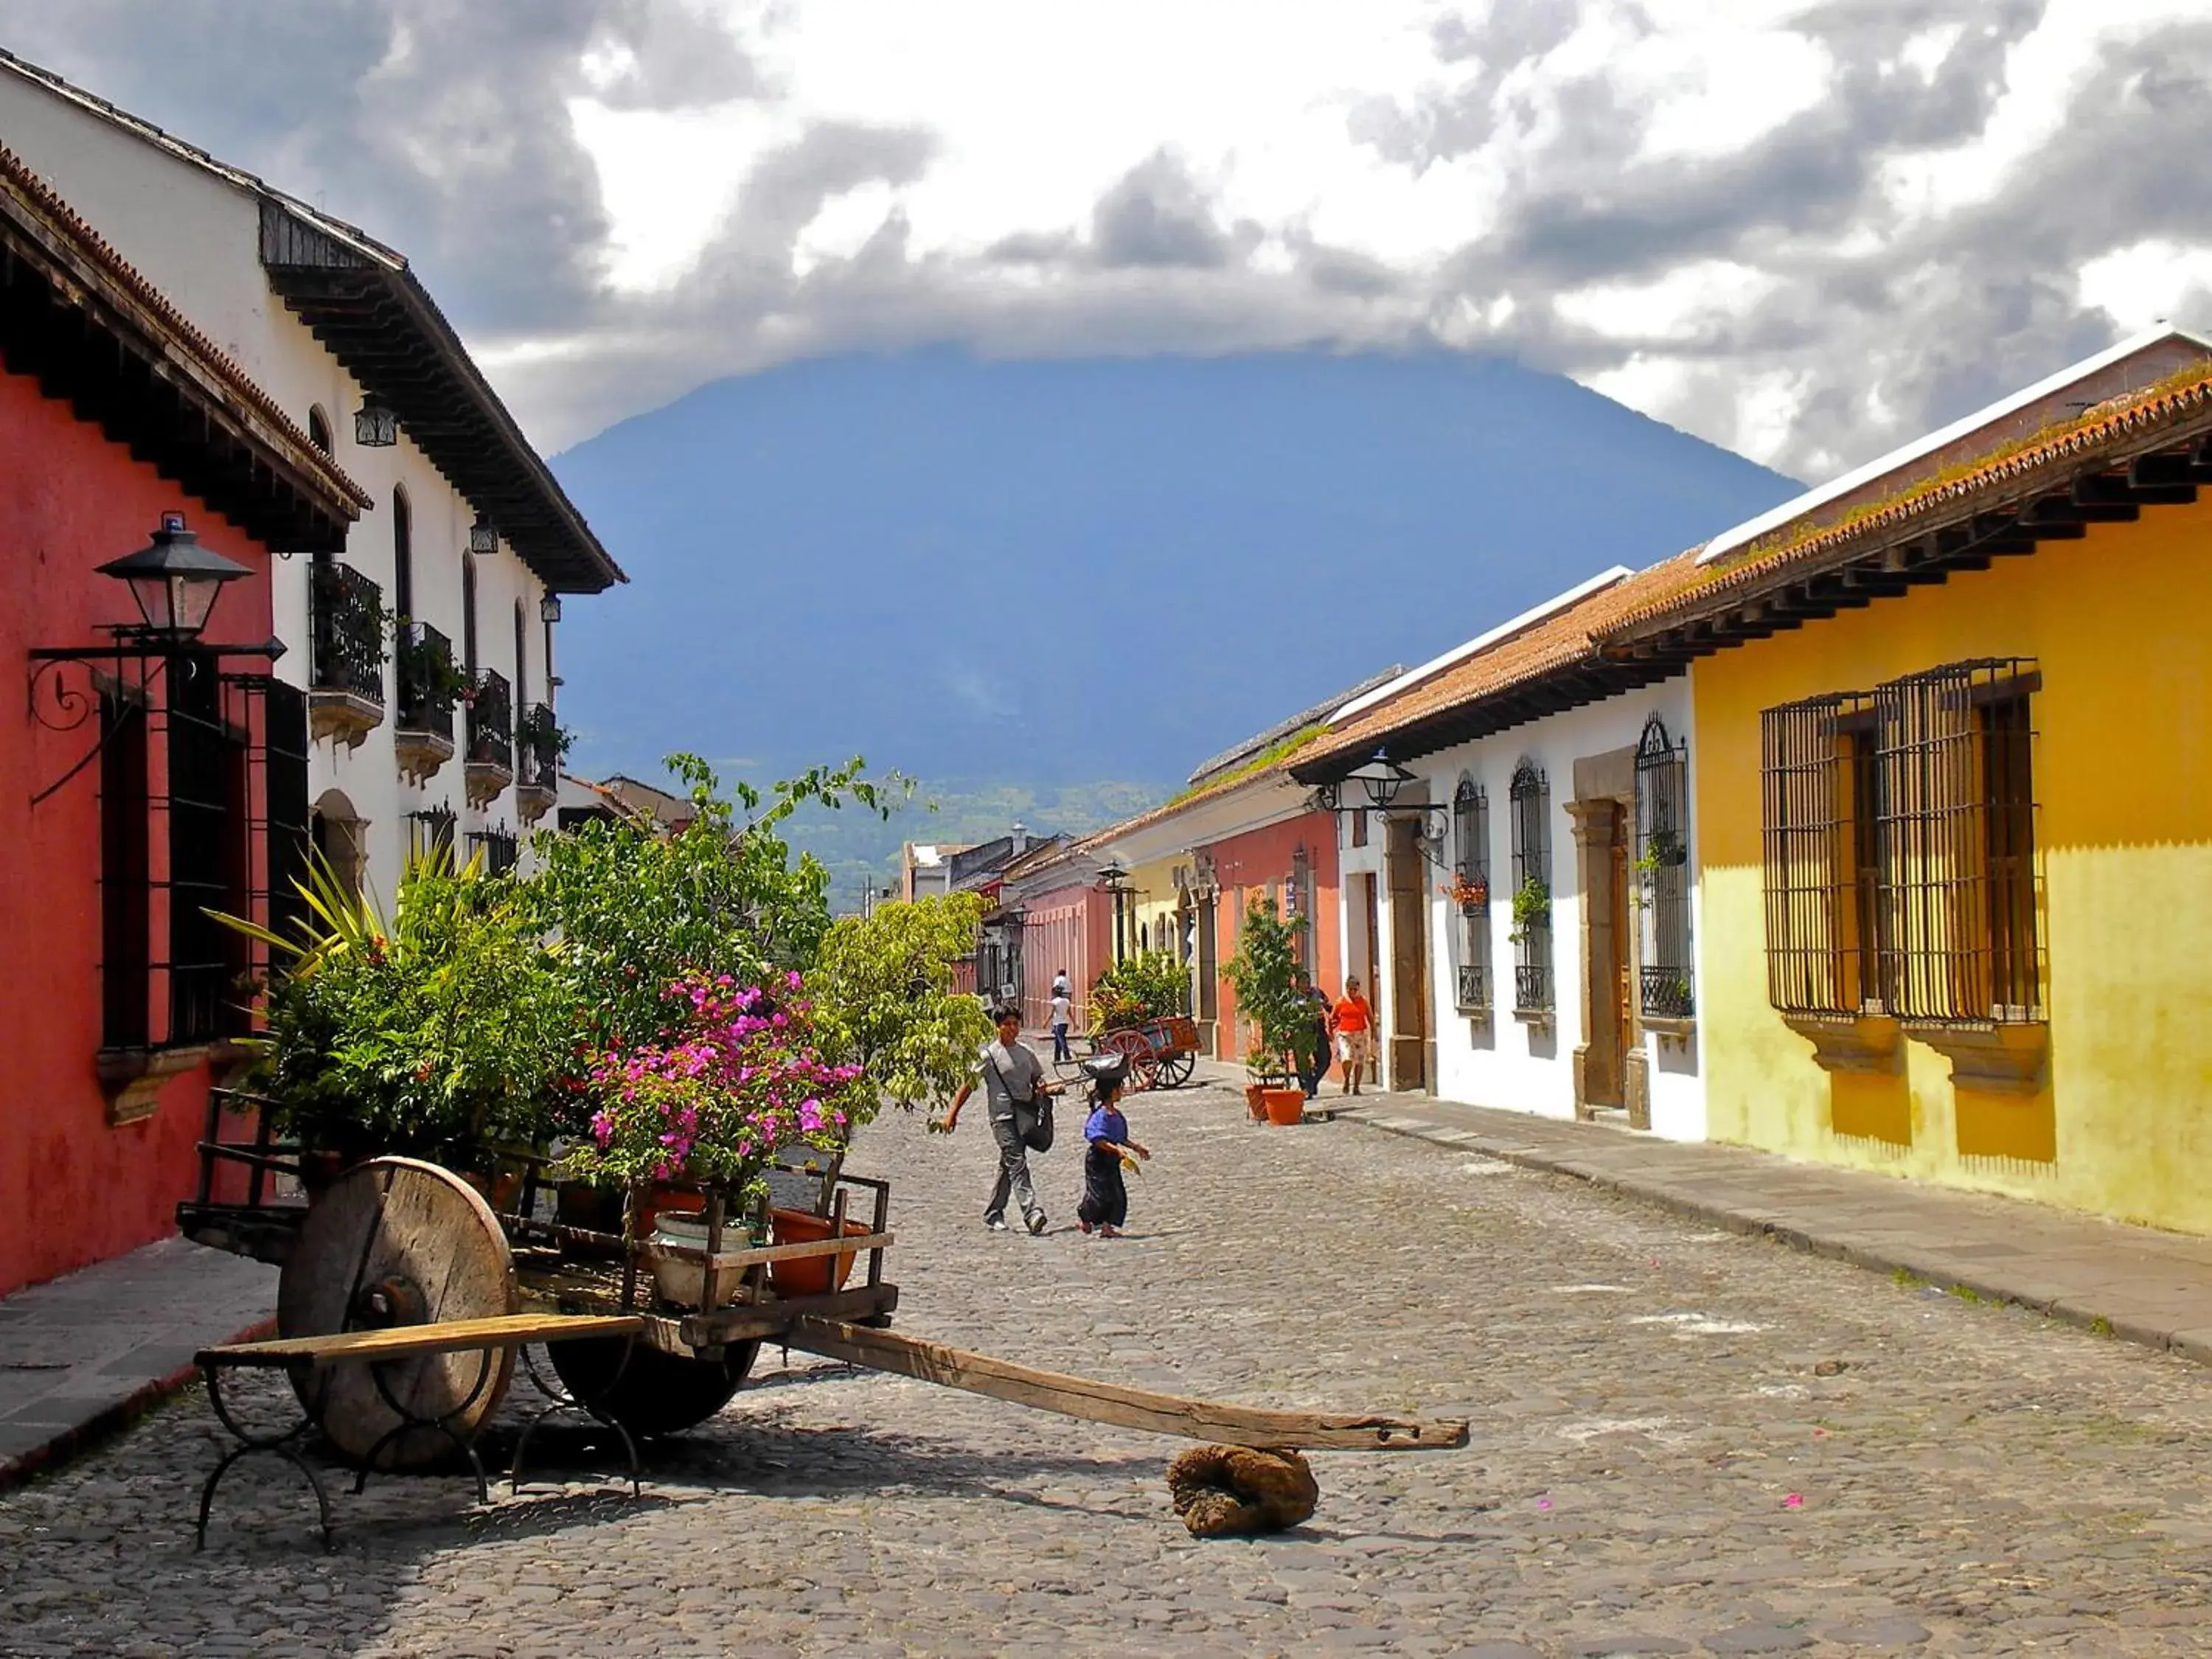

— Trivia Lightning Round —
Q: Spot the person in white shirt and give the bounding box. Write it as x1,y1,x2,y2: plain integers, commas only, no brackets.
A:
1048,988,1076,1063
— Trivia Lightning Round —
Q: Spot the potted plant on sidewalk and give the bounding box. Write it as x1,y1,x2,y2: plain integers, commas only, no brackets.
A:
1222,896,1313,1127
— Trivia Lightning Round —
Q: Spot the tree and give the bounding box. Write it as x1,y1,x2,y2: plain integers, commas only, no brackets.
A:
809,892,995,1126
1220,896,1312,1080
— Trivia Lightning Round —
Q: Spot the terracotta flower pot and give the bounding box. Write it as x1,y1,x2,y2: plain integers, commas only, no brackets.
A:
634,1183,706,1241
1244,1084,1270,1122
1262,1088,1307,1127
767,1207,870,1298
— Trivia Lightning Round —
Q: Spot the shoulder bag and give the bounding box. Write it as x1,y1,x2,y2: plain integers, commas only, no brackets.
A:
991,1045,1054,1153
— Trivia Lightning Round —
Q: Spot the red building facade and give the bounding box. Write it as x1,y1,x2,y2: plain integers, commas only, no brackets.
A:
0,150,364,1295
1199,809,1343,1062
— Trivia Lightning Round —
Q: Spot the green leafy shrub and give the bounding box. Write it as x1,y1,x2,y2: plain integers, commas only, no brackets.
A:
1221,896,1312,1081
808,892,995,1126
1089,950,1189,1032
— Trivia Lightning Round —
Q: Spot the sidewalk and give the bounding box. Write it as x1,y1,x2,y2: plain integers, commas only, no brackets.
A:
1184,1056,2212,1366
0,1237,274,1489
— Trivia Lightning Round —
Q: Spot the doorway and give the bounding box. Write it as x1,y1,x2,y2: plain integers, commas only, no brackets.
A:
1385,817,1431,1092
1576,800,1632,1112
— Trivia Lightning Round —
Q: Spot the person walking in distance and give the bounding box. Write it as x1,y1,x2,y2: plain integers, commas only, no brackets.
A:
944,1006,1064,1234
1048,983,1076,1065
1334,975,1374,1095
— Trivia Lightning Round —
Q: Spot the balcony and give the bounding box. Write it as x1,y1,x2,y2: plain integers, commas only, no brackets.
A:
515,701,561,824
1455,963,1489,1015
307,560,386,748
393,620,459,784
464,668,514,807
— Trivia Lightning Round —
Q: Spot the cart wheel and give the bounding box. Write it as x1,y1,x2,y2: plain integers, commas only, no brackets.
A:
1104,1030,1161,1092
1158,1051,1197,1088
278,1158,518,1471
547,1338,759,1438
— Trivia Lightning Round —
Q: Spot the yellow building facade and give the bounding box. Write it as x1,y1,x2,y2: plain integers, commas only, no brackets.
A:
1652,345,2212,1233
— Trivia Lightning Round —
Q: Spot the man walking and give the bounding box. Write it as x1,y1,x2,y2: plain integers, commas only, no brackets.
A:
945,1006,1064,1234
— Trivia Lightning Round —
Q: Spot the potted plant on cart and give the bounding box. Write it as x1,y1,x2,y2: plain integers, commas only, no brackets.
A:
524,753,905,1246
223,849,573,1197
1221,896,1313,1127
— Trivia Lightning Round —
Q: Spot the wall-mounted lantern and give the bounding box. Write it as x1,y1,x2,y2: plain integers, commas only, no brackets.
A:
539,593,562,625
469,514,498,555
354,394,399,448
29,513,281,806
94,513,251,642
1316,748,1453,866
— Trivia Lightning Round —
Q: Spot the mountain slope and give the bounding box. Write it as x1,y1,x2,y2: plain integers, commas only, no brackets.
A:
552,349,1798,789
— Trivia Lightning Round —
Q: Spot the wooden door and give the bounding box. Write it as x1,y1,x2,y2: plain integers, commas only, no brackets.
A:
1386,818,1430,1091
1610,815,1634,1068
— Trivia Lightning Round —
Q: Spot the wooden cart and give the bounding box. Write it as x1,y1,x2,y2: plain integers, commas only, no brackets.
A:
179,1086,1462,1508
1097,1014,1202,1092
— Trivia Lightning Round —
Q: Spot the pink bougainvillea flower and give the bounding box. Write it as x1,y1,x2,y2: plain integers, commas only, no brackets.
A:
1783,1493,1804,1509
1534,1496,1552,1512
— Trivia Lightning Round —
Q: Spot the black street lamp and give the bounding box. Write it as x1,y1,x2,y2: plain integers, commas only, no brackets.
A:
94,513,250,642
1099,860,1134,964
1343,748,1417,812
468,514,498,555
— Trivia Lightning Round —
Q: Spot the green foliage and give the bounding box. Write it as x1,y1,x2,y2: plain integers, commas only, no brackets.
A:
1221,896,1311,1078
221,852,573,1162
524,754,904,1088
516,701,573,758
1090,950,1189,1032
391,614,470,705
809,893,995,1125
1508,877,1551,945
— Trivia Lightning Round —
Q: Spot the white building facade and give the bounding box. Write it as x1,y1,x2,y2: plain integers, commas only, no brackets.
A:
1301,566,1708,1138
1387,681,1705,1138
0,52,623,904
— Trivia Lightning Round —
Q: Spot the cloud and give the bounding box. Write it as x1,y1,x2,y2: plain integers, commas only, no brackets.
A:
1091,150,1235,269
4,0,2211,481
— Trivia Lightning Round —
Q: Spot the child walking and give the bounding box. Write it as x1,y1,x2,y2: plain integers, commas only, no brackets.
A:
1075,1055,1150,1237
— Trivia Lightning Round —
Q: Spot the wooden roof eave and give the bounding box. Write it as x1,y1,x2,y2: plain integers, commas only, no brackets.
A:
259,201,625,594
1601,400,2212,662
0,200,366,552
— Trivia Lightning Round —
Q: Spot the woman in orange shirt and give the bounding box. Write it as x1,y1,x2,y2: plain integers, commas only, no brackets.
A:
1332,976,1374,1096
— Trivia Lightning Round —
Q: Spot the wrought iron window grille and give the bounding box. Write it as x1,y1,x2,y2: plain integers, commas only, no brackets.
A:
394,620,459,741
1634,717,1694,1019
467,669,513,771
1759,661,2041,1026
1452,779,1492,1011
467,826,520,877
407,804,458,869
1509,761,1553,1012
307,558,386,704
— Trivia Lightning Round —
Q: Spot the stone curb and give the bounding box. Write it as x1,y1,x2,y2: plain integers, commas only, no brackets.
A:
1332,1107,2201,1368
0,1313,275,1495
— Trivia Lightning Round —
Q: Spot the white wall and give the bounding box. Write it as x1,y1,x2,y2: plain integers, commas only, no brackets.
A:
1399,675,1706,1140
0,72,560,900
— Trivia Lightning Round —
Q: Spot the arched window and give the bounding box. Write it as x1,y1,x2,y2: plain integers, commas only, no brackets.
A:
307,405,333,454
1452,778,1490,1012
512,601,528,709
1635,716,1694,1017
392,487,413,619
1508,761,1551,1012
462,554,479,675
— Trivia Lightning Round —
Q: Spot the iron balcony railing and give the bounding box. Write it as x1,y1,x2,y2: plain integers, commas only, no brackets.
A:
516,702,560,793
1457,963,1488,1012
309,560,386,704
395,621,457,742
468,827,520,876
467,669,512,771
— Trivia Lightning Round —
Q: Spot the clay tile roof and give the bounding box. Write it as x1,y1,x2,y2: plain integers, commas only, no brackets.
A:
1288,553,1708,781
0,141,371,515
1602,358,2212,643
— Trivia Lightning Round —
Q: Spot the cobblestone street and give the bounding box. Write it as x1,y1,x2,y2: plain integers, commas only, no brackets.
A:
7,1086,2212,1658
